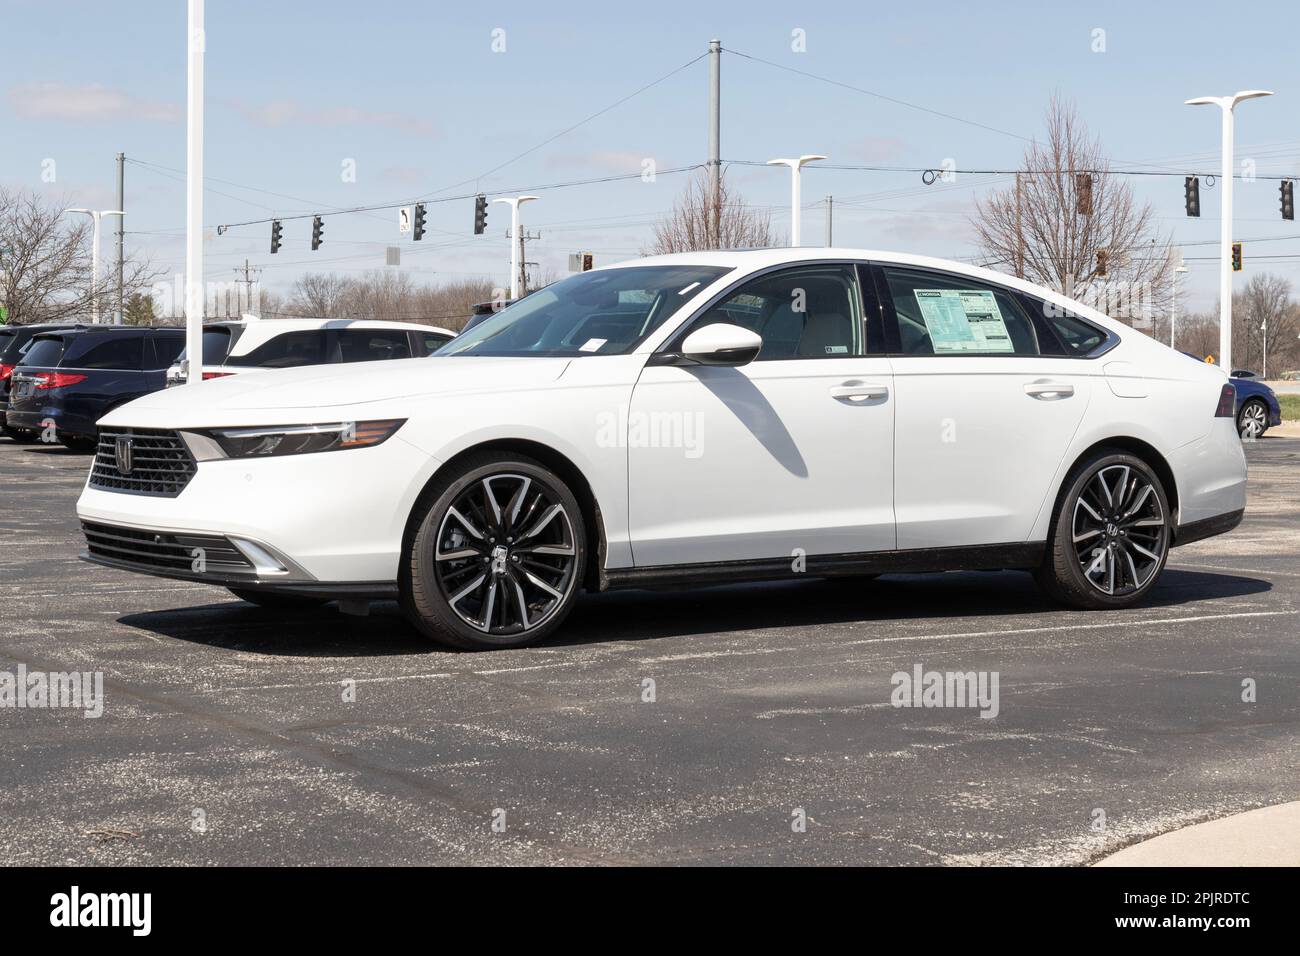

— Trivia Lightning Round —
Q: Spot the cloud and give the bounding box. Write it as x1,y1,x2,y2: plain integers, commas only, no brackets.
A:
225,99,440,138
7,82,180,122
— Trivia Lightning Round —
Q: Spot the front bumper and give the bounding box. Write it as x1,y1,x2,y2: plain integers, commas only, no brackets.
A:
76,431,441,584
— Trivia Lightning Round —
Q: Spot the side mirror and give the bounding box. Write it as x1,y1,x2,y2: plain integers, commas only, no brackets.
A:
678,323,762,367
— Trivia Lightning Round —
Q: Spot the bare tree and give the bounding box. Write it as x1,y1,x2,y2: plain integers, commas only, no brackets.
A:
275,272,497,331
971,97,1173,328
0,187,90,323
1,187,163,324
647,169,782,254
1235,274,1299,376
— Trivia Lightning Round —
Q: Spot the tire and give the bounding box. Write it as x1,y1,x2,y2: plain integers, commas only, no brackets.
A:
402,452,587,650
1,427,39,444
228,587,327,611
1035,449,1171,610
1237,399,1269,440
60,435,97,453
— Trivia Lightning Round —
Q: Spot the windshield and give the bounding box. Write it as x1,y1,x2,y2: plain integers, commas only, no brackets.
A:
437,265,731,358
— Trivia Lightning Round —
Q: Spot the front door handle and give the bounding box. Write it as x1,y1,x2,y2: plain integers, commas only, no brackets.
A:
830,381,889,402
1024,380,1074,400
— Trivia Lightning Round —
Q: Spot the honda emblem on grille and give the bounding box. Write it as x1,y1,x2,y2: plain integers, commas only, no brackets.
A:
114,435,134,476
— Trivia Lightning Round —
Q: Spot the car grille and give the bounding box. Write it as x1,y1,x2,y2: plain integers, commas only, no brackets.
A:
82,521,254,576
89,427,197,497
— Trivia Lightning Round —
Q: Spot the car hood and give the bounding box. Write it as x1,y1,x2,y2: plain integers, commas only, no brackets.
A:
102,356,572,426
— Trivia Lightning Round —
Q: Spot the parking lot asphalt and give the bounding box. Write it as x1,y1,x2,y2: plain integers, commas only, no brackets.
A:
1,436,1297,866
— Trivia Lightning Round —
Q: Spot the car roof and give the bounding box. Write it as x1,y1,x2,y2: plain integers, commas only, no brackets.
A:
205,317,448,333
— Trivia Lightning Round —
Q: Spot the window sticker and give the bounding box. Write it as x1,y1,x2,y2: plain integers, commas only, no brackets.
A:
578,338,607,353
913,289,1015,353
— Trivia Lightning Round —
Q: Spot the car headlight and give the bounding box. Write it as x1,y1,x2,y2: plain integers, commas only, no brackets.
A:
181,419,405,461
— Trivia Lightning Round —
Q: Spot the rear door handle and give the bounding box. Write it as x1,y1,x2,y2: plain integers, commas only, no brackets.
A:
1023,381,1074,400
830,381,889,402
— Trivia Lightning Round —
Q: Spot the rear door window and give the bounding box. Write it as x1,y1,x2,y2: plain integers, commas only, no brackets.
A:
337,329,413,362
227,330,329,368
18,336,66,368
420,330,452,354
63,334,145,370
881,267,1040,356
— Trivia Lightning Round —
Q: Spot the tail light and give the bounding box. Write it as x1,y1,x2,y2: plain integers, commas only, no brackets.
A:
1215,383,1236,417
202,371,233,381
33,372,87,391
0,363,14,382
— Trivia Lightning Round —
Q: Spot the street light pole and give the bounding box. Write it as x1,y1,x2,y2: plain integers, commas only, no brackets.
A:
491,195,538,299
64,208,125,323
766,155,826,247
1170,261,1188,350
185,0,206,383
1185,89,1273,372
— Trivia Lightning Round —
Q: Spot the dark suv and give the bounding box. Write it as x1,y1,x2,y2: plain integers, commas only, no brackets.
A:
5,326,184,451
0,322,88,440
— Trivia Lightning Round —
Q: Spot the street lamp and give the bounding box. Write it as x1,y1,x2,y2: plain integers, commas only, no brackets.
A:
64,208,125,324
1185,89,1273,371
767,155,826,247
491,195,538,299
1170,260,1188,350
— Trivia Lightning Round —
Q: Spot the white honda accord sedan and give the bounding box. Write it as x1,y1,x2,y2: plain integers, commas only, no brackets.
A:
77,249,1246,650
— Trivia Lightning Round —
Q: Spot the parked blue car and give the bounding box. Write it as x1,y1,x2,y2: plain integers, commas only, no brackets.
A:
1180,352,1282,438
1230,374,1283,438
0,321,88,440
5,326,184,451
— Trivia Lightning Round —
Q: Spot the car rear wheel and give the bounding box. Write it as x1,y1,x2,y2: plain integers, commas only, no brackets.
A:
1237,399,1268,439
402,453,587,650
1035,450,1171,610
228,588,327,610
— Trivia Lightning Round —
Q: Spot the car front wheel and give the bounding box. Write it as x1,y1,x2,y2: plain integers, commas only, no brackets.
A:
1237,399,1268,439
1036,450,1171,610
402,453,587,650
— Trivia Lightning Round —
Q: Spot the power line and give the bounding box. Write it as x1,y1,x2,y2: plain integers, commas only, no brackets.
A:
724,47,1033,144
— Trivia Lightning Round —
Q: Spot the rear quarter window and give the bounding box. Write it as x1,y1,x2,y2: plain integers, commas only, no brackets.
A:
18,337,66,368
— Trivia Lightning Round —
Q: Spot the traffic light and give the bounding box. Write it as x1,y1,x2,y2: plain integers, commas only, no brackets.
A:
1232,242,1243,273
473,194,488,235
270,220,282,254
581,253,594,272
311,216,324,251
1282,180,1295,221
1075,173,1093,216
413,203,426,241
1096,249,1108,277
1184,176,1200,217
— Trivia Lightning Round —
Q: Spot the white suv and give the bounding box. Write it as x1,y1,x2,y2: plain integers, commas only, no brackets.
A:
80,249,1246,650
165,317,455,386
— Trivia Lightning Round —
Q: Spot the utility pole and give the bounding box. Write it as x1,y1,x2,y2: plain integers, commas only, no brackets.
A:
825,195,833,246
115,152,125,324
708,39,721,248
508,229,541,295
234,259,260,314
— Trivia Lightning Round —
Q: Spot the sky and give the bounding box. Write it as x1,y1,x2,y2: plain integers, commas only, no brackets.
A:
2,0,1298,314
